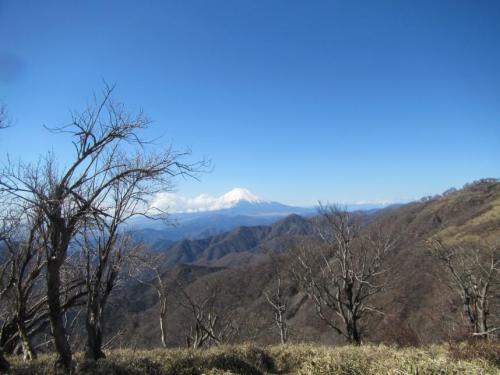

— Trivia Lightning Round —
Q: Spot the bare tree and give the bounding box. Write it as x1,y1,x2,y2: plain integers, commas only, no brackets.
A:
78,179,155,360
152,264,170,348
264,277,288,345
128,250,170,348
427,239,500,339
178,281,237,349
291,205,398,345
0,85,202,371
263,255,290,344
0,206,88,366
0,208,46,361
0,218,15,372
79,229,131,360
0,106,13,371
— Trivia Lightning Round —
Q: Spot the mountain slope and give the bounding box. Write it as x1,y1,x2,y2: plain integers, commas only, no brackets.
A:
161,213,313,267
109,179,500,348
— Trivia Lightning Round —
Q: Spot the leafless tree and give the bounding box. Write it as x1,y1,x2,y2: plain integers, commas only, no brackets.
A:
427,239,500,339
0,85,203,371
0,208,46,361
264,278,288,345
78,181,153,360
290,205,398,345
0,108,13,371
79,229,131,360
264,255,290,344
128,250,170,348
178,281,237,349
0,217,15,371
0,207,86,366
152,264,170,348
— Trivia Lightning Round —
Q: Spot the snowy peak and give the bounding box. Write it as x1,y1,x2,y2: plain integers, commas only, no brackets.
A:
219,188,264,205
148,187,269,214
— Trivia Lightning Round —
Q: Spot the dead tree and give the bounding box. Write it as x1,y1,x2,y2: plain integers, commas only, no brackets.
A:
291,205,397,345
0,85,201,371
428,239,500,339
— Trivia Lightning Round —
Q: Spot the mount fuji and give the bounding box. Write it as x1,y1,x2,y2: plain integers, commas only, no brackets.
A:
174,188,313,218
129,188,393,245
129,188,315,243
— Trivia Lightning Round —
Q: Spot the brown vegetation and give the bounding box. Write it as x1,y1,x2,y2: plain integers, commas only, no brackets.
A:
7,343,500,374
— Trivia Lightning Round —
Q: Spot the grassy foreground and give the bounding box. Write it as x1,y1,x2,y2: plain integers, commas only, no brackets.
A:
8,343,500,375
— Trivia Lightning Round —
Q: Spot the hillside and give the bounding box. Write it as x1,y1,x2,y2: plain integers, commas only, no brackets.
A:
159,214,314,267
97,179,500,350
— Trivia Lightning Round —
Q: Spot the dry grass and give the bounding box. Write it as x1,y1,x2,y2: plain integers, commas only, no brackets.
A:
7,343,500,374
434,189,500,244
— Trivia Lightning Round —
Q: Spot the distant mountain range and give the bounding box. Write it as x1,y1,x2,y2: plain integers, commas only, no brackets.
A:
160,213,314,267
129,188,393,243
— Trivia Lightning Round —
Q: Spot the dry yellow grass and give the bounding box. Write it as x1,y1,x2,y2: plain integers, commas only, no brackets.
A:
7,343,500,374
434,189,500,244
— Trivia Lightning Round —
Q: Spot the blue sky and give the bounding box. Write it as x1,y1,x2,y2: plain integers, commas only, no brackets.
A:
0,0,499,206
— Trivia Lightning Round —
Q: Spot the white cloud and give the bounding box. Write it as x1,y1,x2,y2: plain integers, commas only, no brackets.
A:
350,200,395,206
149,187,264,213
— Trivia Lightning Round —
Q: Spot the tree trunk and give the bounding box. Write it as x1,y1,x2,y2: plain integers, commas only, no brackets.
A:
159,297,167,348
347,318,361,345
476,298,488,339
277,311,287,344
279,322,288,344
85,307,106,360
47,259,73,372
160,314,167,348
16,318,37,361
0,349,10,372
352,324,361,345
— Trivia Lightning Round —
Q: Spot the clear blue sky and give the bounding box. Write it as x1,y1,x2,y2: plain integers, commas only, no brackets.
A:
1,0,499,206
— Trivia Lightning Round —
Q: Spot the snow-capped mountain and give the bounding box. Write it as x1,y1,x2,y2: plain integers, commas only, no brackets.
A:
147,187,267,214
218,187,264,206
148,187,311,216
129,187,393,243
129,188,314,242
172,188,312,220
